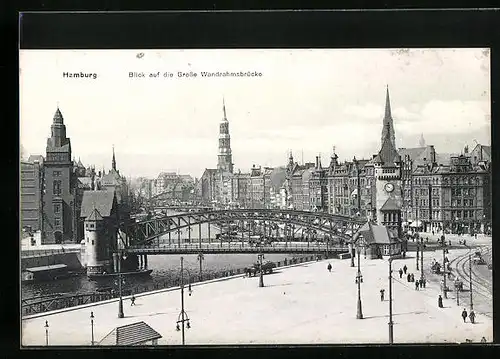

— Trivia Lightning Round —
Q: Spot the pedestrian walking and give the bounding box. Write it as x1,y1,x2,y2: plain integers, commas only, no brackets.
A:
131,295,136,306
474,233,477,240
403,265,408,274
415,281,419,290
399,268,403,278
419,278,423,288
327,263,332,272
411,273,415,282
461,308,468,322
422,278,426,288
407,273,411,282
380,289,385,301
469,310,476,324
481,337,487,343
438,295,443,308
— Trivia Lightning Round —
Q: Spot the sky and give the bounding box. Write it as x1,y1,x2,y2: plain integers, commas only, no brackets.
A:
19,49,491,179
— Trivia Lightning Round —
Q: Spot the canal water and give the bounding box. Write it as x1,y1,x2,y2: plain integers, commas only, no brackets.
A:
21,210,310,300
21,253,309,300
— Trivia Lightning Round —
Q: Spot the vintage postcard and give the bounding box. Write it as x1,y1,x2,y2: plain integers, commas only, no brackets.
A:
20,48,492,346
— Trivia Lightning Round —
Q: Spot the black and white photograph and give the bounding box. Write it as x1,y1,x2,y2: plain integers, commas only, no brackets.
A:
20,48,492,346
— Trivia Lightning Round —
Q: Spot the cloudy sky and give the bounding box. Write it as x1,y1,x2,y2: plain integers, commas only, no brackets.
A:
20,49,490,179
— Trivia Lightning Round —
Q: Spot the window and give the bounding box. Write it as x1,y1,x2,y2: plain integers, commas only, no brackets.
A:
54,218,60,227
53,170,62,177
54,204,61,214
53,180,62,195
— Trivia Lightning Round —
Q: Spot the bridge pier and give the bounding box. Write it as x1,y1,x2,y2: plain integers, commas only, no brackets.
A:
144,255,148,269
139,254,143,269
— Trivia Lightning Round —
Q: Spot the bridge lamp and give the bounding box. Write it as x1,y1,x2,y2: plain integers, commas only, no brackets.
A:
44,320,49,346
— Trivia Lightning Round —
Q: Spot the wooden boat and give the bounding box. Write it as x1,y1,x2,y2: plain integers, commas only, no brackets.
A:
88,268,153,280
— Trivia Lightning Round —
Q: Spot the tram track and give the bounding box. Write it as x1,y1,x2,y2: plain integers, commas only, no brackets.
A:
450,246,492,317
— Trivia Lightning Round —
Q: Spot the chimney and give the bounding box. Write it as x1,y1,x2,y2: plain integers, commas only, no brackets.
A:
429,145,436,164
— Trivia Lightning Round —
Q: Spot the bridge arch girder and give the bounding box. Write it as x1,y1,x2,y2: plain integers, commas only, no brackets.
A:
126,209,366,246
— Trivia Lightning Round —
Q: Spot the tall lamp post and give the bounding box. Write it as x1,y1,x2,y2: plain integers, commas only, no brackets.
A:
355,246,363,319
44,320,49,346
416,236,420,271
420,237,424,281
441,237,448,299
90,311,95,345
463,244,474,311
258,248,265,288
114,252,125,318
197,252,204,282
388,258,394,344
176,256,193,345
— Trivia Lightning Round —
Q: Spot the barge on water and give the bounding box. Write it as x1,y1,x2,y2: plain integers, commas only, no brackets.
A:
22,264,70,283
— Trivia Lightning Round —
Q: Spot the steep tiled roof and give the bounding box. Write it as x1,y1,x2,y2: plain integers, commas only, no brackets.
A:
374,129,400,165
98,321,162,346
78,177,93,189
87,208,104,221
358,224,401,245
27,155,44,163
380,197,401,211
398,147,426,162
80,190,116,218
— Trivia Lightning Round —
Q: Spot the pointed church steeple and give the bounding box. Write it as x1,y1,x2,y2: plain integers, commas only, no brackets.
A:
419,133,426,148
112,145,116,171
381,86,396,149
222,97,228,122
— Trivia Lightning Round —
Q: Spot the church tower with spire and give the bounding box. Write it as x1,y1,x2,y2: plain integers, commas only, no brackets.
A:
42,107,77,244
381,86,396,149
217,98,234,173
374,88,403,240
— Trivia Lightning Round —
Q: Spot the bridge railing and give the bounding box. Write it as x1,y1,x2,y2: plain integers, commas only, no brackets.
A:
126,242,349,254
21,254,331,317
21,248,81,258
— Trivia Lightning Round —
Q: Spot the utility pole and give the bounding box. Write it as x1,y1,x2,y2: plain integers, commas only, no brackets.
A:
442,241,448,299
388,258,394,344
356,246,363,319
420,237,424,281
469,253,473,311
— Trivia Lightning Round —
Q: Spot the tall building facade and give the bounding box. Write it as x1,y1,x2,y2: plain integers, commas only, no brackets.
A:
20,158,43,232
41,108,78,243
217,99,234,173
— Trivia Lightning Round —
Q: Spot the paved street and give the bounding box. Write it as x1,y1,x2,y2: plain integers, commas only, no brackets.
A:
22,246,492,346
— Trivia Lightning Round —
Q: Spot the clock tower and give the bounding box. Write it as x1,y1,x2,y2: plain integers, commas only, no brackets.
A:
373,87,403,238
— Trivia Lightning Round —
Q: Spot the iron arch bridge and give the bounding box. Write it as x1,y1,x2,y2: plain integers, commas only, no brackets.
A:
122,209,367,248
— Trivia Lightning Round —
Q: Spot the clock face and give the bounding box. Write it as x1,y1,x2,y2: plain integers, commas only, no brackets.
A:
384,183,395,193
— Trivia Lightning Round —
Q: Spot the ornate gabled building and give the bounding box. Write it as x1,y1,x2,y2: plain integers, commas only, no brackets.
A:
411,149,491,235
41,107,80,244
101,146,129,206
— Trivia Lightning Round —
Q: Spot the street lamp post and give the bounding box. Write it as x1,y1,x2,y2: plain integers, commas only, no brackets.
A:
258,249,264,288
442,238,447,299
176,256,193,345
197,252,204,282
115,253,125,318
44,320,49,346
355,246,363,319
388,258,394,344
416,238,420,271
420,238,424,281
469,253,473,310
90,311,95,345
